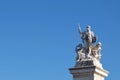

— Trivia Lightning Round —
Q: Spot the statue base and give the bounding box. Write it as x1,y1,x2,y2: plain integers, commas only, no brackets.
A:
75,58,103,69
69,59,109,80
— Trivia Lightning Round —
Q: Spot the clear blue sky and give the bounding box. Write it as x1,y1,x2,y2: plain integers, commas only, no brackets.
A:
0,0,120,80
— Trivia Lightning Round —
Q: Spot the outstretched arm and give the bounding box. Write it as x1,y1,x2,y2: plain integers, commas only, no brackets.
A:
78,24,81,34
78,24,85,43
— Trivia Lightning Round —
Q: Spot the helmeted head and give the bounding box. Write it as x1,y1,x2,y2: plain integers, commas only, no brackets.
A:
86,25,91,31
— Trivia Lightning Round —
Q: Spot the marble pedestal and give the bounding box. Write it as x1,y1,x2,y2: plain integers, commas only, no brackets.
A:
69,60,109,80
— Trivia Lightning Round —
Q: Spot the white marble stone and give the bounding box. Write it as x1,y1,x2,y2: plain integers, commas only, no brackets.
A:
69,26,109,80
69,65,108,80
